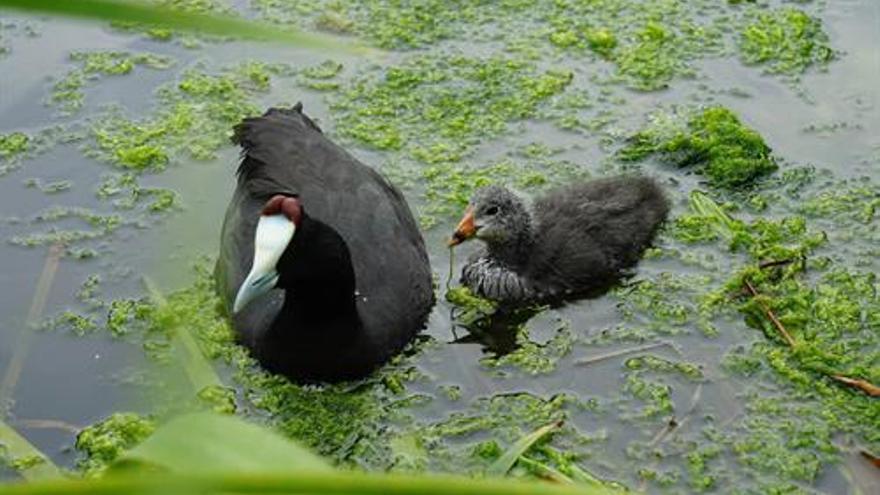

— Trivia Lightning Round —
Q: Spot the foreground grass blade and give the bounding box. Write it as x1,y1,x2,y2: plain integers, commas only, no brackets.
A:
142,277,223,393
119,412,330,474
0,0,365,52
0,420,62,480
488,420,564,477
0,470,620,495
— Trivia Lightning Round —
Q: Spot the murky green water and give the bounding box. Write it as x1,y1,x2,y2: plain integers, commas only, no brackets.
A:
1,1,878,493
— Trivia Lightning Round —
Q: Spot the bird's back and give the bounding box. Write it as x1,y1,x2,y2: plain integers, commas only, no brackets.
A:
527,176,669,291
216,106,433,371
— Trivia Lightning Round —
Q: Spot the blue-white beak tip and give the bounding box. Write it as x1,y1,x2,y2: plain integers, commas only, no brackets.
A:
233,214,295,313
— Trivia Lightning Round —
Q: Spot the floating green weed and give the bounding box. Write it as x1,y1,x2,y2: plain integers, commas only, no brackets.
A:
620,106,777,189
75,412,156,477
333,55,571,163
96,173,178,212
90,62,273,171
50,51,173,113
299,59,343,91
622,372,674,418
445,286,497,326
624,355,703,381
45,311,98,336
739,7,835,76
0,132,28,159
9,207,123,250
483,324,574,376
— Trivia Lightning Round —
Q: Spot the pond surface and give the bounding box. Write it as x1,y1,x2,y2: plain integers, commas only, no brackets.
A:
1,1,879,493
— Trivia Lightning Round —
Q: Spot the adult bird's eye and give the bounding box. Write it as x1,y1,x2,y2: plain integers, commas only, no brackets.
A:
485,206,499,216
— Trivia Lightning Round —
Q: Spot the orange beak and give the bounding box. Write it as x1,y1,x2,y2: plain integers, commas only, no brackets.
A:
448,206,476,247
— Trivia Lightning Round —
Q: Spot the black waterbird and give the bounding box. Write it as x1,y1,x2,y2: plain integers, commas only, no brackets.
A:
216,105,434,382
448,176,669,304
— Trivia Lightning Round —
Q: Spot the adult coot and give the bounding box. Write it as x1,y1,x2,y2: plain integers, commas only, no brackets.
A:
215,105,434,382
448,176,669,304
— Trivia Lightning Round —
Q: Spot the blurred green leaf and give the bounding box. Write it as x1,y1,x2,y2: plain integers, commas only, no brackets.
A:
0,420,62,480
117,412,330,474
0,0,365,53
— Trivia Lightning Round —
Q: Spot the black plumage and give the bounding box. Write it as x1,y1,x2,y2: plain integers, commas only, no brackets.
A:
454,176,669,303
215,105,434,382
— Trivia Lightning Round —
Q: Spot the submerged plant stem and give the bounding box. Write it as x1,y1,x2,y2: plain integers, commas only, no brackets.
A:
830,376,880,398
14,419,81,434
742,279,796,348
0,244,63,403
575,341,675,367
861,451,880,469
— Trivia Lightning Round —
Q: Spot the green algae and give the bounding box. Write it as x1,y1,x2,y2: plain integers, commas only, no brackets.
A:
388,154,586,228
739,7,835,76
624,355,703,381
0,131,30,174
482,323,574,376
45,311,99,336
5,455,46,472
253,0,831,94
96,173,178,213
75,412,156,477
299,59,343,91
50,51,173,113
614,22,693,91
0,132,29,159
91,62,273,171
622,372,674,419
445,286,497,326
106,299,152,337
196,384,236,414
529,0,724,90
8,206,124,251
724,395,839,487
613,272,714,335
332,55,571,163
680,193,880,450
602,179,878,491
620,106,778,189
685,445,721,492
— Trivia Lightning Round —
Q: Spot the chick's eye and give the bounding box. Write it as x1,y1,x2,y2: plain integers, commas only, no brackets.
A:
484,206,499,216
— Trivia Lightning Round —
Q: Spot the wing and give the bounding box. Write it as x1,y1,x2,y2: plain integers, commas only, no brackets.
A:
528,176,669,289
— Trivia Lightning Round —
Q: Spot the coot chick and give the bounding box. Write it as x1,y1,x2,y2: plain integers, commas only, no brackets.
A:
215,105,434,382
448,176,669,304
